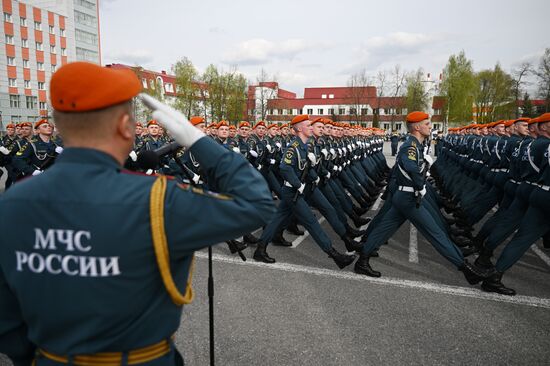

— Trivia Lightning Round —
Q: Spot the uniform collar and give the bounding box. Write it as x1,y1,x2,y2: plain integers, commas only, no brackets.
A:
55,148,121,169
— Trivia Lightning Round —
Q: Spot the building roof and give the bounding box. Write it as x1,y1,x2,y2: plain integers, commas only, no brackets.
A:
304,86,377,99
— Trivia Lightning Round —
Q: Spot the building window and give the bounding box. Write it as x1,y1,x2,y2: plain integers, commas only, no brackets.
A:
11,116,21,123
142,78,148,88
26,96,37,109
350,108,357,115
10,95,21,108
76,0,97,10
9,78,17,87
61,48,67,56
396,108,401,115
23,59,29,68
4,12,13,23
24,80,31,89
51,64,57,72
22,38,29,48
38,82,45,90
7,57,15,66
49,25,55,34
384,108,390,115
164,83,174,93
39,102,47,110
50,45,56,53
373,108,379,115
36,42,43,51
383,123,389,130
321,94,327,99
361,108,368,115
5,35,14,45
75,29,97,45
328,108,334,115
76,47,98,62
338,108,345,115
329,94,334,99
60,28,66,37
307,108,313,114
74,10,97,28
434,108,441,115
287,109,293,114
278,109,283,115
317,108,324,115
34,21,42,30
37,62,44,71
20,17,27,26
395,123,402,131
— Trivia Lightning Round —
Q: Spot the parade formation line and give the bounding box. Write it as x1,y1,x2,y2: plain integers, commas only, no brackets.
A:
195,251,550,309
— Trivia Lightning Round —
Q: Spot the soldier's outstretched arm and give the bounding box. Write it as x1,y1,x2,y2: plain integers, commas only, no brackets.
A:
0,268,36,365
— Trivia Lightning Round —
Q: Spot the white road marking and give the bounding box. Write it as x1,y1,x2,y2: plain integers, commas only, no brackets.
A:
291,217,325,248
531,244,550,270
409,225,419,263
196,252,550,309
371,196,382,211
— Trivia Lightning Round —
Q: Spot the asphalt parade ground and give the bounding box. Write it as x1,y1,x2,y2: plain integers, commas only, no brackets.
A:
1,142,550,365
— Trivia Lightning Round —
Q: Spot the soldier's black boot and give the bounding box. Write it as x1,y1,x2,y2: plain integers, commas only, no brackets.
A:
286,222,305,236
243,232,259,244
272,230,292,247
474,247,494,271
459,260,491,285
341,235,363,252
326,247,356,269
354,253,381,277
345,224,366,238
353,205,368,216
253,242,276,263
351,213,371,228
226,240,247,254
481,271,516,296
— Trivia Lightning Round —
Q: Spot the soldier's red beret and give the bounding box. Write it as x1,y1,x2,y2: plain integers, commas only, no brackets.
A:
147,120,159,127
291,115,309,125
218,120,229,127
537,113,550,123
513,117,530,124
34,119,50,129
50,62,142,112
20,122,32,128
253,121,266,129
267,123,279,129
190,116,205,126
406,111,429,123
239,121,251,128
6,123,15,129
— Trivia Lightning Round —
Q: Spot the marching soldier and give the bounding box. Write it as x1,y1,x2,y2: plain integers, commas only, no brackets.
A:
0,61,275,365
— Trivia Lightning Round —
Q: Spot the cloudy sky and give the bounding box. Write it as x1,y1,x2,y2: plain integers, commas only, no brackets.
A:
100,0,549,96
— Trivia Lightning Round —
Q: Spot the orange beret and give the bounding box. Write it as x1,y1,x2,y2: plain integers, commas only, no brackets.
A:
503,120,515,127
229,125,236,130
239,121,251,128
267,124,279,129
280,123,289,128
189,116,205,126
527,117,539,124
406,111,429,123
537,113,550,123
291,115,310,125
147,120,159,127
311,117,324,125
513,117,530,124
135,122,143,127
253,121,266,129
6,123,15,129
20,122,32,128
218,120,229,128
50,62,142,112
35,119,50,129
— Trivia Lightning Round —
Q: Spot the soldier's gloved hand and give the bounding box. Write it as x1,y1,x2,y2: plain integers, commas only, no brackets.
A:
269,159,276,165
338,166,342,172
329,148,336,157
333,166,339,172
275,142,282,149
0,146,9,155
307,152,317,165
326,172,331,180
266,144,273,153
129,150,138,162
298,183,306,194
249,150,258,158
32,169,42,176
139,94,205,148
424,154,434,166
314,177,320,185
192,173,201,185
419,187,427,197
232,146,240,153
321,148,328,158
55,146,64,154
146,169,154,175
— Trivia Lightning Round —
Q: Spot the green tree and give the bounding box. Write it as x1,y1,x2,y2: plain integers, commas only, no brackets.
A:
474,64,514,122
405,68,429,113
522,93,534,117
440,51,476,127
131,66,163,121
172,57,199,119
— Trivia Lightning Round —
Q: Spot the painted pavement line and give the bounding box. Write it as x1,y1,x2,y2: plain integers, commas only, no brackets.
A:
409,224,419,263
371,196,382,211
531,244,550,270
290,217,326,248
195,252,550,309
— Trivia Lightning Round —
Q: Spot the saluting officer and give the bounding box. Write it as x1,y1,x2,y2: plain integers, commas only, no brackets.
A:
0,62,275,365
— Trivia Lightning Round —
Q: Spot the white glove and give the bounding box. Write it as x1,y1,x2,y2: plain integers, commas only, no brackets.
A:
55,146,64,154
129,150,137,162
146,169,154,175
330,148,336,156
192,173,201,185
307,152,317,165
257,164,262,170
275,142,282,149
326,172,331,179
419,187,427,197
249,150,258,158
321,148,328,158
426,171,431,177
0,146,9,155
338,166,342,172
139,94,205,148
424,154,434,165
266,144,273,153
314,177,320,185
338,148,343,155
343,147,347,153
269,159,276,165
298,183,306,194
32,169,42,176
347,144,352,150
333,166,338,172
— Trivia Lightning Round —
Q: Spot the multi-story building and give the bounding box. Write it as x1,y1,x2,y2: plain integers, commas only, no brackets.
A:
0,0,100,129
